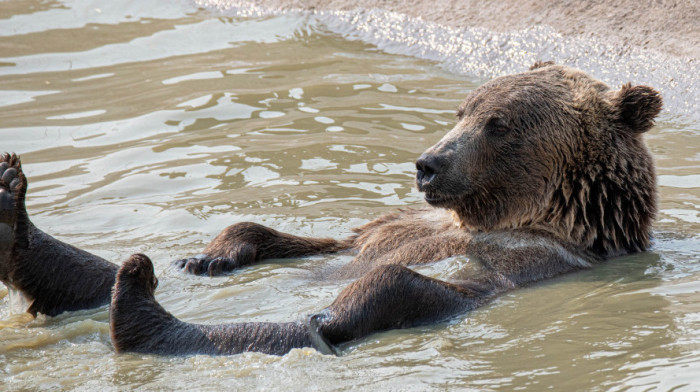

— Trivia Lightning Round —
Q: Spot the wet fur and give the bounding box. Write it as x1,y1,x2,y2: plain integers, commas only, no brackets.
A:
441,65,658,256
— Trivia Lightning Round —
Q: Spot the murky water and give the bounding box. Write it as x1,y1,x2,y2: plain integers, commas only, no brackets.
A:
1,0,698,390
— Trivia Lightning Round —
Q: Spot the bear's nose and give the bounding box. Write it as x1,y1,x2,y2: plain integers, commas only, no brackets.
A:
416,153,445,186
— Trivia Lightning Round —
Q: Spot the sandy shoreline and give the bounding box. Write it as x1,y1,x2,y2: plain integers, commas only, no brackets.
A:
227,0,699,60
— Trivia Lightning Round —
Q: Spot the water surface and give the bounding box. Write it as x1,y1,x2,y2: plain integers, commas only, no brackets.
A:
0,0,698,390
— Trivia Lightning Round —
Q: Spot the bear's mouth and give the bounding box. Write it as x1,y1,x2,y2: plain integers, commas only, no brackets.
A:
423,192,457,206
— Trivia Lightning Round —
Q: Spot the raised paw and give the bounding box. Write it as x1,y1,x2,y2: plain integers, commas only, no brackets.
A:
0,153,27,250
0,153,26,217
173,254,240,276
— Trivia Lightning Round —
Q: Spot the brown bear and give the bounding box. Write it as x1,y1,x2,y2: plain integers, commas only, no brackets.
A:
1,62,661,356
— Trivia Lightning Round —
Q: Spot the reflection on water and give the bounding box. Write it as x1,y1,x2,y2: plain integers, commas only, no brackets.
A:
0,0,698,390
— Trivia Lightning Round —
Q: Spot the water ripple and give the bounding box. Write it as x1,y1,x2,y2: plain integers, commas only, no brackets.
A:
196,0,700,122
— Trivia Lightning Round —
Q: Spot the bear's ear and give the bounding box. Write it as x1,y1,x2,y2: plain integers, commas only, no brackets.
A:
529,60,555,70
611,83,663,134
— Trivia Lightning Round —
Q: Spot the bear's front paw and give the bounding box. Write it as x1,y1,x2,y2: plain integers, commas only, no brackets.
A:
173,254,240,276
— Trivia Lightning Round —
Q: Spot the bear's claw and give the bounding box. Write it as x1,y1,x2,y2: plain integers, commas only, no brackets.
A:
173,254,240,276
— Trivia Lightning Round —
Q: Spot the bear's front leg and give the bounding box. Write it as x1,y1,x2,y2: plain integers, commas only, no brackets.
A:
312,264,494,345
174,222,351,276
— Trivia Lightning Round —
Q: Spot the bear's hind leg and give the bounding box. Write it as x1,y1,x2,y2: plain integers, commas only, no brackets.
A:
112,257,495,356
111,254,332,356
0,153,118,317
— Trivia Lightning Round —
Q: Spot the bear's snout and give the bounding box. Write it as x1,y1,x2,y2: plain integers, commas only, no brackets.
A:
415,152,445,189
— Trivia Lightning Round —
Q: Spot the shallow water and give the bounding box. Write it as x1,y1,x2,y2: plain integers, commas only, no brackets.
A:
0,0,699,390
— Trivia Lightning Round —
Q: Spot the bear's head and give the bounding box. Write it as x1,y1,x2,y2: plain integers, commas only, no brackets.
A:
416,62,661,257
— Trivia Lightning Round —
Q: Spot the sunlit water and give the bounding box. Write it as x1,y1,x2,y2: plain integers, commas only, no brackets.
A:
0,0,698,390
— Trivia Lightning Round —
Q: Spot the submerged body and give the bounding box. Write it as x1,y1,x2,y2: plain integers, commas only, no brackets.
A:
0,62,661,356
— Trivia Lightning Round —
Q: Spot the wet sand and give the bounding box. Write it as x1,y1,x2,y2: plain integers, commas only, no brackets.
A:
234,0,700,59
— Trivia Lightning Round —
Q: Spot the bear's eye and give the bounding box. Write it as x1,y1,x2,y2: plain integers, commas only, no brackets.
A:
485,118,510,136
